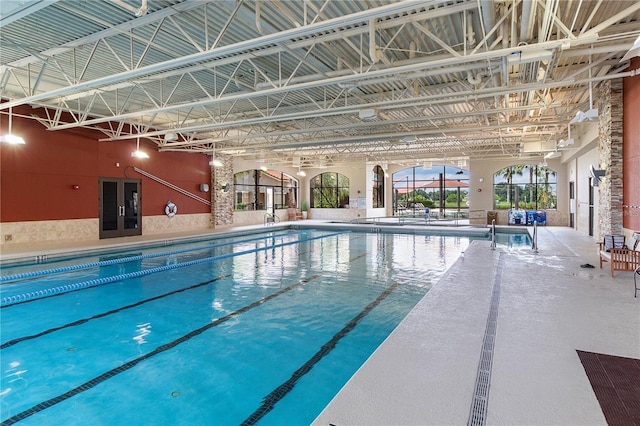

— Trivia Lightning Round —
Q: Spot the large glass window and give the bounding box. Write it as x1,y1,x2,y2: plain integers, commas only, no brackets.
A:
233,170,298,211
310,172,350,208
493,165,557,210
392,165,469,215
372,165,385,208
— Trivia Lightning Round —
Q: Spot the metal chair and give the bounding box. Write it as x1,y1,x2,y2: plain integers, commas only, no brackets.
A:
635,265,640,298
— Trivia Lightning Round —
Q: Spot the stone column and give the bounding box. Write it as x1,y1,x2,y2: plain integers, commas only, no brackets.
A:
597,79,624,236
212,155,234,226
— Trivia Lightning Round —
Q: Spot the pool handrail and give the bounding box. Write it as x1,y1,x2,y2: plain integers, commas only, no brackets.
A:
532,220,539,253
490,219,496,250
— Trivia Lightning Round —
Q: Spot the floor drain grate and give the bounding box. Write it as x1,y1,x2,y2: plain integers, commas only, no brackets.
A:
468,252,504,426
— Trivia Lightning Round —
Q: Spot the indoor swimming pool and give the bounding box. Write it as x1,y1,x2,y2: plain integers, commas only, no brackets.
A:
0,227,526,425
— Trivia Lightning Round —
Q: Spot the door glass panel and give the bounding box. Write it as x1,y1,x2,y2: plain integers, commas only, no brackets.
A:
123,182,139,230
266,187,274,214
102,181,118,231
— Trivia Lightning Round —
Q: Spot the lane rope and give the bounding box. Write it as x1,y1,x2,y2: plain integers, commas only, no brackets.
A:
0,231,348,308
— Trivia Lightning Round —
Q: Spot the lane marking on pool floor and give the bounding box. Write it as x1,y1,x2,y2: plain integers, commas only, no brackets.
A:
0,273,323,426
240,279,402,426
0,273,233,349
0,237,382,425
1,240,369,349
468,251,504,426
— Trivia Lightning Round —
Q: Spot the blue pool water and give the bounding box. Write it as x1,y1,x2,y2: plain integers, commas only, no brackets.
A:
0,228,527,425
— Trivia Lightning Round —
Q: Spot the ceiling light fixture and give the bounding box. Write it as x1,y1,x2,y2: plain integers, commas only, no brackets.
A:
296,166,306,177
0,106,25,145
358,108,378,120
621,34,640,62
164,132,177,142
569,108,598,124
571,53,599,124
557,138,574,148
210,145,223,167
131,137,149,158
544,151,561,159
209,154,223,167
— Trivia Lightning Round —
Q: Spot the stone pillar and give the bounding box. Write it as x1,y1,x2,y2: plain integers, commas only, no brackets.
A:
212,155,234,226
597,79,624,236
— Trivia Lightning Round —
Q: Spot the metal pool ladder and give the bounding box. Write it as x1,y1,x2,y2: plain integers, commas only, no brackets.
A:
531,221,539,253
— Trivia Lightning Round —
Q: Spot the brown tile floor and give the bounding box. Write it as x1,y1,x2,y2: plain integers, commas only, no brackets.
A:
577,350,640,426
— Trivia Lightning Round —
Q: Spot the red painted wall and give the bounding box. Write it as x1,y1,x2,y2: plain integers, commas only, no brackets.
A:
0,105,211,223
623,58,640,230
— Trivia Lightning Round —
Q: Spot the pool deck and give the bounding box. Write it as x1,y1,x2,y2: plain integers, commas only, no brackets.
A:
314,225,640,425
2,223,639,424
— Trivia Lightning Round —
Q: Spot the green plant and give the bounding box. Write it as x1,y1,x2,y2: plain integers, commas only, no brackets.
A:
301,201,308,211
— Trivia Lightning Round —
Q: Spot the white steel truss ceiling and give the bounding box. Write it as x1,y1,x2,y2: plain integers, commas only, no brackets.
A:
1,0,639,168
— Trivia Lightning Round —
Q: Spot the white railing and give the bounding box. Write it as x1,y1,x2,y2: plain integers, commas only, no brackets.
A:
132,167,211,206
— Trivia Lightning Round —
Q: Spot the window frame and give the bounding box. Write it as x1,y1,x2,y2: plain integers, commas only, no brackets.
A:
372,165,385,208
310,172,350,208
492,164,557,210
233,169,298,211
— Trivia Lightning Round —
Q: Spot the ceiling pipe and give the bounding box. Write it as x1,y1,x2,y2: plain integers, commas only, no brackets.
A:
112,0,148,17
480,0,496,48
501,6,510,49
520,0,536,43
467,11,476,47
137,0,148,17
255,0,264,34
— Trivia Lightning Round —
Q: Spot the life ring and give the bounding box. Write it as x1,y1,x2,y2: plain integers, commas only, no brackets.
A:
165,201,177,218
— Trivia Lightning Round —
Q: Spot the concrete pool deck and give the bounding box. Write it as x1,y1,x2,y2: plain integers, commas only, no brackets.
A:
1,224,638,424
314,225,640,425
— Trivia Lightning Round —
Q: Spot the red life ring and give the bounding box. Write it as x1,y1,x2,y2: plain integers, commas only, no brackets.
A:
165,201,177,217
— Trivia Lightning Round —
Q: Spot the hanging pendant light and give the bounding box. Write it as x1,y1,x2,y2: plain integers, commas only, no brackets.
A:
209,151,223,167
0,106,26,144
131,137,149,158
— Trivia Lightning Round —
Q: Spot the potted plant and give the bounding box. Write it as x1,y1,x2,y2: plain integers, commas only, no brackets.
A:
301,201,308,219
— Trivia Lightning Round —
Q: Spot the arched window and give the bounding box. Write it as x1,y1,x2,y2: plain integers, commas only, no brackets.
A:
233,170,298,211
372,165,385,208
310,172,350,208
493,165,556,210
